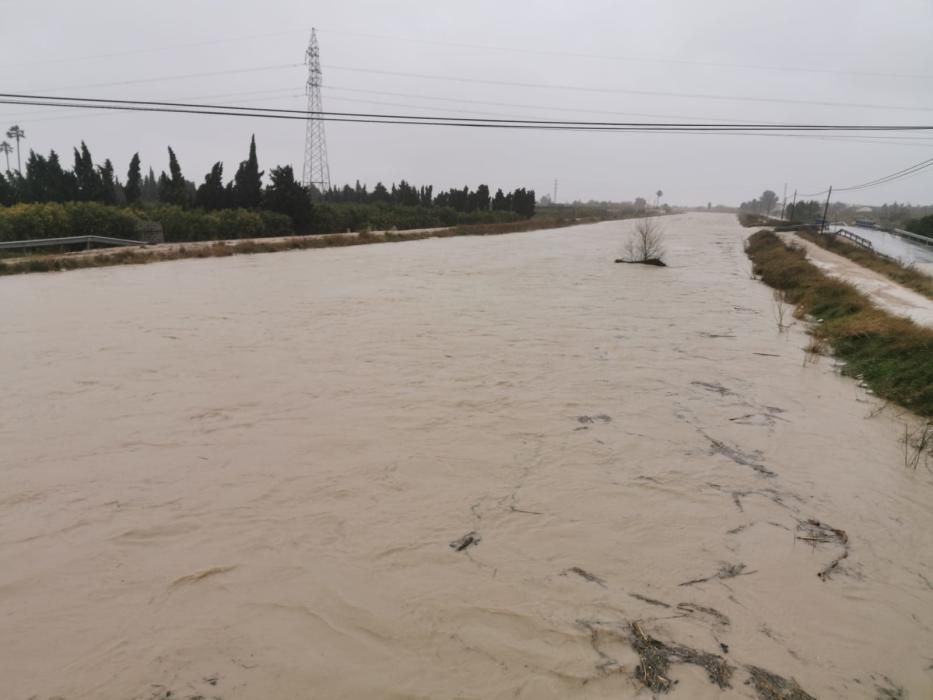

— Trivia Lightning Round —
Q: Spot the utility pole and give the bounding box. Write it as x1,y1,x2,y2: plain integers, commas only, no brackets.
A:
820,186,833,234
781,183,787,220
789,189,797,223
302,28,331,198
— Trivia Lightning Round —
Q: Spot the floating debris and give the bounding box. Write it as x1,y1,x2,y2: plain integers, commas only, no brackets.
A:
691,380,737,396
676,602,730,628
630,621,734,693
746,664,816,700
561,566,607,588
629,592,671,608
680,562,756,587
577,414,612,424
705,434,776,477
796,519,849,580
449,531,481,552
169,565,237,588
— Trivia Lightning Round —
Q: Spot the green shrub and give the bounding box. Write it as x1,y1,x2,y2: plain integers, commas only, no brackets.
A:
136,206,292,242
0,202,141,241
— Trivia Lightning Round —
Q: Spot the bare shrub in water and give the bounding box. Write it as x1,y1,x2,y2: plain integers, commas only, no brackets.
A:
624,217,666,263
773,289,792,332
904,422,933,471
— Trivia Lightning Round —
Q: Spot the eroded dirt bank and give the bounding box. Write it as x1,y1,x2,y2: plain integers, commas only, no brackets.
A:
1,213,931,699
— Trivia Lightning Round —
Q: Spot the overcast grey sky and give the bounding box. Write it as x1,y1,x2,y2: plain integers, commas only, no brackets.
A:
3,0,933,205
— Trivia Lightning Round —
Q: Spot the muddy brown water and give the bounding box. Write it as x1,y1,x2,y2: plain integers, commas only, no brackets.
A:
1,213,931,699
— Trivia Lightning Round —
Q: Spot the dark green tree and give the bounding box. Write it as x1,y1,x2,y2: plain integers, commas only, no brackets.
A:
19,150,75,203
125,153,142,204
159,147,189,206
760,189,779,215
786,200,822,223
263,165,312,229
46,150,76,202
419,185,433,207
21,150,48,202
141,166,159,203
372,181,390,203
0,170,14,205
232,135,263,208
73,142,101,201
98,159,117,204
473,184,490,211
195,162,228,210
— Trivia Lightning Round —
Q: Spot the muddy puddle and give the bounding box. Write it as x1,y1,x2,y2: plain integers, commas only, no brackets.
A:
1,213,931,699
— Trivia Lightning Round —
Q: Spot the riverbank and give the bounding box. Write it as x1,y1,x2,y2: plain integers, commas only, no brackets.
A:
0,216,600,277
797,230,933,300
779,233,933,328
747,229,933,416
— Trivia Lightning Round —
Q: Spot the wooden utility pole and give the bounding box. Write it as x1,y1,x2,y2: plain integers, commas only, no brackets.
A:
781,183,788,220
820,186,833,234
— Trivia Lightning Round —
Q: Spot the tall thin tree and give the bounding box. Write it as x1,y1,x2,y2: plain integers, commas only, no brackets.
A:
125,153,142,204
5,125,25,172
0,141,11,172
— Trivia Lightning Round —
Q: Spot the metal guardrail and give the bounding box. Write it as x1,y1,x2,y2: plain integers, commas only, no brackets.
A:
833,228,875,251
892,228,933,249
0,235,146,251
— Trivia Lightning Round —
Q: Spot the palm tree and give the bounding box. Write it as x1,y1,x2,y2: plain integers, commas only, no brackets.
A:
6,125,25,172
0,141,11,172
655,189,663,208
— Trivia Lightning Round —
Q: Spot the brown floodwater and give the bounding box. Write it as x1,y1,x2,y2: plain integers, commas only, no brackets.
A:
1,213,931,699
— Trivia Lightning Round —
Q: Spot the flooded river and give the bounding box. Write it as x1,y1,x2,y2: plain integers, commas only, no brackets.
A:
1,213,931,699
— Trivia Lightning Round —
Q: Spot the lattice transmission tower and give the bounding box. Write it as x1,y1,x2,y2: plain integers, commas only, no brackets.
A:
302,28,331,196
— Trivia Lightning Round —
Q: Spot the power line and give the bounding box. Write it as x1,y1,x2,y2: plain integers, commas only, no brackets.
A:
24,63,303,94
316,28,933,83
800,156,933,196
3,94,932,132
319,90,933,146
0,87,305,122
1,23,923,84
0,30,308,70
19,59,933,116
321,64,933,114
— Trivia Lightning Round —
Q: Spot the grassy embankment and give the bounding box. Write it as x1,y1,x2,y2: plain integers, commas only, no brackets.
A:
0,216,593,277
746,230,933,416
795,230,933,301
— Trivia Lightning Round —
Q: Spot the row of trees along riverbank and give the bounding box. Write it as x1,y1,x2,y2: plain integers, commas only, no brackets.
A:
0,136,538,244
740,189,933,238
